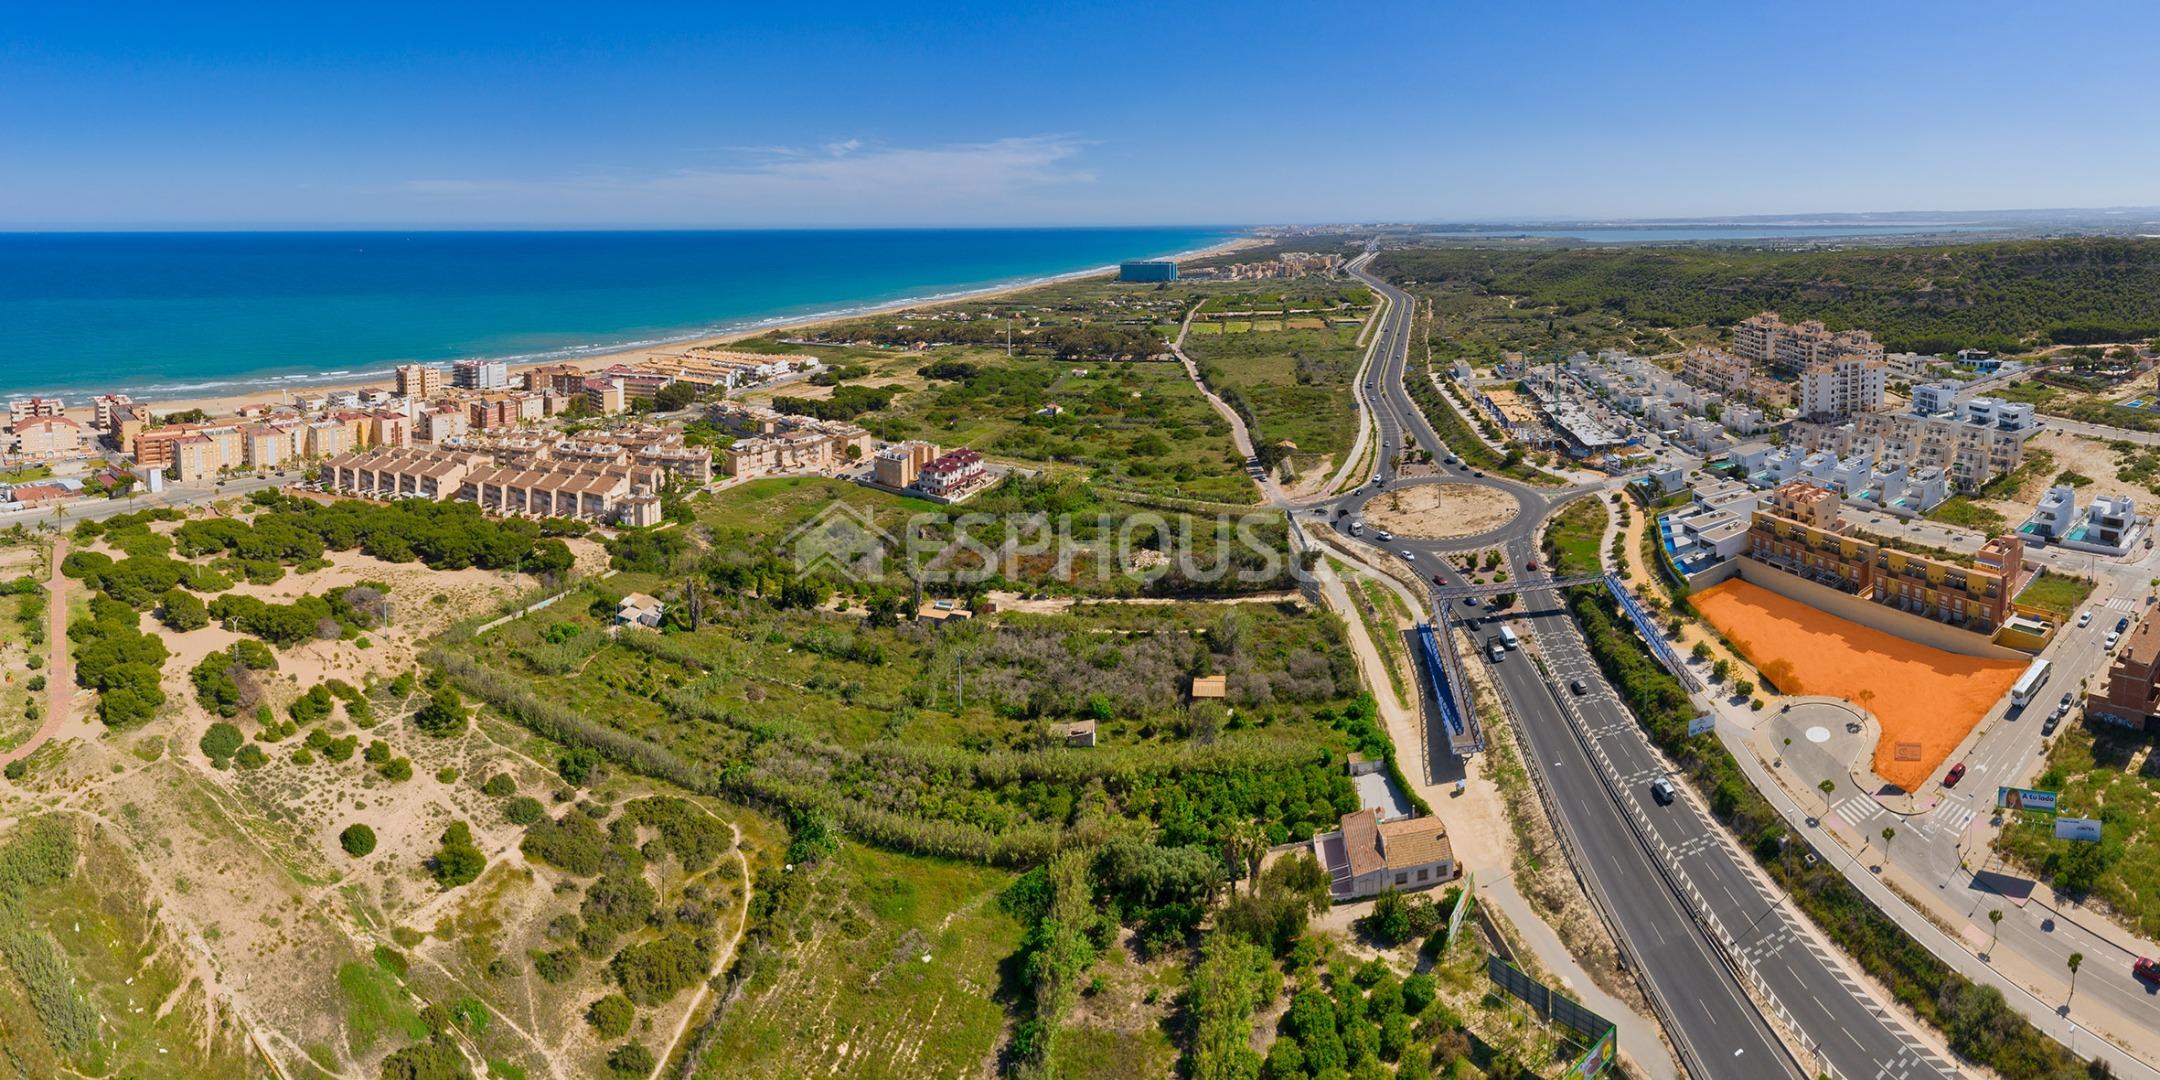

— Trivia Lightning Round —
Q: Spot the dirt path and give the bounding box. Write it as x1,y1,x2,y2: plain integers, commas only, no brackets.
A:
3,538,71,768
649,816,750,1080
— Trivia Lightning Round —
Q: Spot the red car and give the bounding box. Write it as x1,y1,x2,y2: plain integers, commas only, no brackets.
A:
2136,957,2160,984
1943,762,1967,788
1526,559,1540,571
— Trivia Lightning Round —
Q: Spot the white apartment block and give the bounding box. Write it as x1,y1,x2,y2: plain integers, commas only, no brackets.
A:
1796,353,1888,421
451,359,510,391
1794,411,2025,492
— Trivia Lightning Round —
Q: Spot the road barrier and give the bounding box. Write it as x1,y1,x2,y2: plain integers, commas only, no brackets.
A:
1414,621,1482,753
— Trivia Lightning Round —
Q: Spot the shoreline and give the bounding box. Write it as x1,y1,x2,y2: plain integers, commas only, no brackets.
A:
84,236,1261,421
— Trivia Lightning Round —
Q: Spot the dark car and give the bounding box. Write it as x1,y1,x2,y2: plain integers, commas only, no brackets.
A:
2120,616,2133,633
2136,957,2160,984
1943,762,1967,788
1569,680,1587,696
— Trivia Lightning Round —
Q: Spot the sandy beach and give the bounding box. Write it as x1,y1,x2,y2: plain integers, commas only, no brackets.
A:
143,237,1260,421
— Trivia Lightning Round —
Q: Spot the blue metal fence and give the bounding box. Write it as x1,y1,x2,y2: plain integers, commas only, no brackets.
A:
1415,622,1482,752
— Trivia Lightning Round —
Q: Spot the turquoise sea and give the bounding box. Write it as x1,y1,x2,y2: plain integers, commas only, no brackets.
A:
0,228,1233,400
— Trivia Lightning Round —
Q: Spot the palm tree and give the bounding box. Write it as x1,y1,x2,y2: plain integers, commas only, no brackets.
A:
1988,909,2003,957
2067,951,2084,1007
1881,826,1896,866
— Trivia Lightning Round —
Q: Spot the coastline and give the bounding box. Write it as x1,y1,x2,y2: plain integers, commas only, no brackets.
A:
130,236,1260,421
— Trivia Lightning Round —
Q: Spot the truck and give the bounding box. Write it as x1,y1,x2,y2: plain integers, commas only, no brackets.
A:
1498,625,1520,650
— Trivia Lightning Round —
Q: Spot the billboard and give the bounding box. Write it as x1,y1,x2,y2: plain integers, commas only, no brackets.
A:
1998,787,2058,814
1444,872,1475,951
2055,817,2102,843
1566,1026,1618,1079
1687,714,1716,737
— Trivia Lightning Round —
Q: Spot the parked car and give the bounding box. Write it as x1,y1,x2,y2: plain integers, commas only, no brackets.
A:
2078,610,2094,627
1649,778,1677,805
2042,712,2062,736
2108,631,2122,650
2118,616,2132,633
1943,762,1967,787
2058,692,2074,714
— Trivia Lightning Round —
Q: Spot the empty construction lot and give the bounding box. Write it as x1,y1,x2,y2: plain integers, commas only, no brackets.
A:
1694,578,2025,791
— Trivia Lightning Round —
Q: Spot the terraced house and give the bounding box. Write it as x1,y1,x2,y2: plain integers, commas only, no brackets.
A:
1745,480,2026,634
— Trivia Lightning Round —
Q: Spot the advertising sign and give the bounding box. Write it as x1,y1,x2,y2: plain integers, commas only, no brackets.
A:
2055,817,2102,843
1687,714,1716,737
1444,872,1475,951
1998,787,2059,814
1567,1026,1617,1079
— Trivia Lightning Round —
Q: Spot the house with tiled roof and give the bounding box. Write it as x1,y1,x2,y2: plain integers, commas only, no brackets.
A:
1310,808,1456,901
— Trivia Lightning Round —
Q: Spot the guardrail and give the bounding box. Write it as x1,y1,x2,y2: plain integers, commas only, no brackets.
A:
1413,622,1480,752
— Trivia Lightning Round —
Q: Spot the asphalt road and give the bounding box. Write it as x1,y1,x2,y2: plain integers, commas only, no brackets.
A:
1332,258,1956,1079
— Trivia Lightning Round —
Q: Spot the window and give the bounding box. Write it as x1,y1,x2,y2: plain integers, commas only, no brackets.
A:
1417,868,1429,882
1395,873,1408,886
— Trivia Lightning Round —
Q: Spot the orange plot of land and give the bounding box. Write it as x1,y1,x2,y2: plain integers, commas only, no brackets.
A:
1693,578,2025,791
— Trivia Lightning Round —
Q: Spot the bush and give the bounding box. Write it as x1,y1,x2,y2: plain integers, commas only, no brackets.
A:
504,796,545,826
608,931,711,1006
234,744,268,770
605,1043,655,1078
531,947,579,984
586,993,634,1039
340,824,377,857
481,773,516,797
198,722,245,768
430,822,485,888
157,588,209,632
413,686,468,737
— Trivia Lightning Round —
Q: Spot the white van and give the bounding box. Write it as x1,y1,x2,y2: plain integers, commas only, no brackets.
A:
1498,625,1520,650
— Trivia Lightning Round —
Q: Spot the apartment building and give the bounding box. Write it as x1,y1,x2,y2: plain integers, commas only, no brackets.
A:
1678,346,1790,407
90,394,134,430
392,364,440,399
1794,411,2026,492
871,440,941,489
451,359,510,391
2089,615,2160,731
1796,351,1888,421
1745,480,2023,633
322,445,664,525
523,363,587,395
1734,312,1884,375
415,405,470,443
9,415,91,459
918,448,989,499
7,397,64,424
583,378,629,417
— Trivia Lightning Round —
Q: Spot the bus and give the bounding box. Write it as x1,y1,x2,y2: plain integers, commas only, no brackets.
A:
2010,659,2051,708
1498,625,1520,650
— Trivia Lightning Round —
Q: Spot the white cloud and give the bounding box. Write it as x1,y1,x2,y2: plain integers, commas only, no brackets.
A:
395,135,1095,223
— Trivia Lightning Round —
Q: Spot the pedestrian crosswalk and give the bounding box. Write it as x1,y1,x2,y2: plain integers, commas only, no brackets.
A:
2104,596,2140,612
1831,795,1880,825
1930,800,1979,833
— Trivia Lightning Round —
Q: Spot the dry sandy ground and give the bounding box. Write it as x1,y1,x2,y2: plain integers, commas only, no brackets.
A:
1974,430,2117,522
1693,578,2024,790
1362,483,1518,540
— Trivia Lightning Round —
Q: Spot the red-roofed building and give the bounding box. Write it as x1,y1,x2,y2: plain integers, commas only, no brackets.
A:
918,448,987,498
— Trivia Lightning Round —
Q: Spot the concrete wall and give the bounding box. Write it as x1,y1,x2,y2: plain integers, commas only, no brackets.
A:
1733,557,2025,660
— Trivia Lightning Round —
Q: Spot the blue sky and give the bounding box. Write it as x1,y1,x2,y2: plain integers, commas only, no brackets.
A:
5,1,2156,228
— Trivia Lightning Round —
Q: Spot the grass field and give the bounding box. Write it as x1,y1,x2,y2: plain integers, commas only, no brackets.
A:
2015,571,2097,619
692,843,1021,1079
1998,720,2160,937
1694,578,2024,790
1186,320,1370,470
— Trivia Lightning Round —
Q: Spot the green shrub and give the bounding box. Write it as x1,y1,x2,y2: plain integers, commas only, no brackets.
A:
340,824,377,857
199,721,245,768
585,993,634,1039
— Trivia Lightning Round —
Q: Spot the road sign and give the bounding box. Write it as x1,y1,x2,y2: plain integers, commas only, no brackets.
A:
2055,816,2102,842
1894,741,1924,762
1687,714,1715,737
1998,787,2059,814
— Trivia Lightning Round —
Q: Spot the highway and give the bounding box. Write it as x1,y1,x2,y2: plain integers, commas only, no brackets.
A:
1327,255,1957,1079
